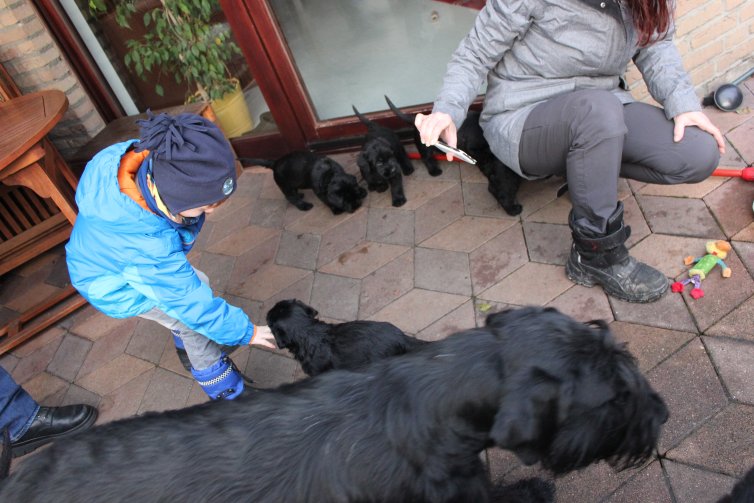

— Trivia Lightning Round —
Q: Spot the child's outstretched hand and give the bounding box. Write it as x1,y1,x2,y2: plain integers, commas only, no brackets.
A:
251,325,276,349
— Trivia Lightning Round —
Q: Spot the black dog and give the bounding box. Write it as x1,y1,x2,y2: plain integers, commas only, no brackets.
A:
718,465,754,503
353,105,414,207
384,95,443,177
266,298,426,376
0,306,667,502
241,151,367,215
457,110,523,216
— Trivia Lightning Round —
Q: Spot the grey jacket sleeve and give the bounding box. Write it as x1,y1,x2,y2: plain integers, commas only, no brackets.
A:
432,0,534,128
633,20,701,119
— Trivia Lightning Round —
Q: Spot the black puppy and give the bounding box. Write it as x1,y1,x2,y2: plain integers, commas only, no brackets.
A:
384,95,443,177
457,110,523,216
353,105,414,207
266,298,426,376
0,306,667,503
241,151,367,215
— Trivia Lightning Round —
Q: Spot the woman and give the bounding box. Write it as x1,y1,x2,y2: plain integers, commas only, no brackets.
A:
416,0,724,303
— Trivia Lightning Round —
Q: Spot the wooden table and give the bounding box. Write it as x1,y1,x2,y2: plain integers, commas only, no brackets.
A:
0,90,87,354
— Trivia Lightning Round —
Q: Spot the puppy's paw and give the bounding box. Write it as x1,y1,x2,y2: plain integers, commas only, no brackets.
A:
295,201,314,211
375,184,389,193
392,195,407,207
402,165,415,176
503,203,523,216
428,167,443,177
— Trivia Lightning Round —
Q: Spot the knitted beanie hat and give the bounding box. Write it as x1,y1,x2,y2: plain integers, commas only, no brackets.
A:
134,111,236,214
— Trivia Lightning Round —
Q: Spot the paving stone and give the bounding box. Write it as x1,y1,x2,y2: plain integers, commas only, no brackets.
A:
460,162,487,183
663,460,737,503
205,199,254,244
603,461,671,503
75,320,137,379
258,274,315,319
414,247,471,296
368,289,468,334
138,367,193,414
732,224,754,242
630,234,712,279
732,240,754,274
523,221,570,265
70,310,138,342
704,178,754,238
369,177,456,211
518,176,564,218
416,300,476,341
727,118,754,164
667,403,754,478
47,333,92,382
275,230,321,270
230,263,311,301
0,352,19,373
316,209,368,267
622,195,652,248
226,233,281,294
480,262,574,306
5,282,61,313
309,273,361,321
637,177,725,199
524,193,571,224
11,336,63,384
703,336,754,404
472,300,514,328
366,206,415,246
547,460,639,503
76,354,154,396
247,197,288,228
411,158,461,180
546,285,613,324
469,223,528,295
610,322,696,373
647,340,728,452
284,201,359,234
197,251,236,294
461,180,513,218
421,215,508,252
703,89,754,134
96,370,154,424
358,250,414,319
10,325,65,358
705,295,754,342
414,183,464,243
21,372,68,402
245,349,298,389
320,241,409,279
637,195,725,239
206,225,280,257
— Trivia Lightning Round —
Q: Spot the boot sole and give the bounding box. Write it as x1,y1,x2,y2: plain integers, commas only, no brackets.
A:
11,407,98,458
566,261,668,303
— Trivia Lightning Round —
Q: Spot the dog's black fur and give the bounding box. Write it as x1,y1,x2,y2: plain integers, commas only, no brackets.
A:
384,95,443,177
353,105,414,207
241,151,367,215
456,110,523,216
0,306,667,503
266,298,426,376
718,465,754,503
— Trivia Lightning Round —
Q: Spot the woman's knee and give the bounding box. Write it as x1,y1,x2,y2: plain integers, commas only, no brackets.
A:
681,128,720,182
570,90,627,140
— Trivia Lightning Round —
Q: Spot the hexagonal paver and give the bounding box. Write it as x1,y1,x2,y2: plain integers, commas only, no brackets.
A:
414,182,464,243
705,295,754,342
546,285,613,324
703,336,754,404
480,262,574,306
469,223,528,294
637,195,725,239
320,241,409,279
368,288,468,334
414,247,472,296
523,221,571,265
663,460,737,503
358,250,414,319
609,322,695,373
420,215,509,252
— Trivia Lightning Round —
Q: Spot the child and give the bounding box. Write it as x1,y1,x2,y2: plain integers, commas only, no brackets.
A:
66,111,275,400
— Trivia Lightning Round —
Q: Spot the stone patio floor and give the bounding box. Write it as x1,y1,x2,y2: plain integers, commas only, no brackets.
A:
1,78,753,502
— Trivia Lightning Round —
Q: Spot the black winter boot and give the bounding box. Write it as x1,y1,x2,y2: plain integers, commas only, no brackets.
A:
565,202,668,303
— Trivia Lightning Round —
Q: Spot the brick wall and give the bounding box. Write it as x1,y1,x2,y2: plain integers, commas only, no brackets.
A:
626,0,754,103
0,0,105,160
0,0,751,159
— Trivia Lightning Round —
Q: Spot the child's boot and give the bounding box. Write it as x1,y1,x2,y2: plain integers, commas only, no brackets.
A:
191,354,251,400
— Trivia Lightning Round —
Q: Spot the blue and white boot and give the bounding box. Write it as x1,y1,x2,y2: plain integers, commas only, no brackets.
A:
191,354,250,400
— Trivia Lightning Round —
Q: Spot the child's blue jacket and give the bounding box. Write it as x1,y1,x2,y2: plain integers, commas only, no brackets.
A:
66,141,254,346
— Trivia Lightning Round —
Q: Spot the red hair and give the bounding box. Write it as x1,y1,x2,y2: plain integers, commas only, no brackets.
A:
628,0,673,46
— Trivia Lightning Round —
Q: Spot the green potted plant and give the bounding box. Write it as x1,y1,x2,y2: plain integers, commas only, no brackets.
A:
89,0,254,137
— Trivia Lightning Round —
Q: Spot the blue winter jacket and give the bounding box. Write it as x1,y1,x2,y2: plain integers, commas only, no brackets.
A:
66,140,254,346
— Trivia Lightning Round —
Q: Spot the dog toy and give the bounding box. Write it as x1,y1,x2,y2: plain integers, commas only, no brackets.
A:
671,240,732,299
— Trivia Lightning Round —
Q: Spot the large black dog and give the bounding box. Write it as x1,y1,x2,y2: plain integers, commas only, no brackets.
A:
0,306,667,502
241,151,367,215
718,465,754,503
266,298,426,376
353,105,414,207
456,110,523,216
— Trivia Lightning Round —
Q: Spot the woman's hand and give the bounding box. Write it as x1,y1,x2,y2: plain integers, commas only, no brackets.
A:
250,325,276,349
673,111,725,154
415,112,458,161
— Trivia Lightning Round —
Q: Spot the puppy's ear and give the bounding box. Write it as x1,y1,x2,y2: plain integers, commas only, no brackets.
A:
305,305,319,319
490,368,560,465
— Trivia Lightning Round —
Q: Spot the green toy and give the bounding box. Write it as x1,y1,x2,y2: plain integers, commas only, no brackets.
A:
671,240,732,299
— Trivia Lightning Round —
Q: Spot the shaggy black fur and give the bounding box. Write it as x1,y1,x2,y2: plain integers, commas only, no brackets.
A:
266,298,426,376
456,110,523,216
241,151,367,215
384,95,443,177
0,306,667,503
718,465,754,503
353,105,414,207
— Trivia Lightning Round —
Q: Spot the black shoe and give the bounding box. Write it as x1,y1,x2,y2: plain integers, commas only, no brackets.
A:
566,202,668,303
11,404,98,458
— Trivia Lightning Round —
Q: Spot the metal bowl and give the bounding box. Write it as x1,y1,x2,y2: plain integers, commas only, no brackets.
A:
713,84,744,111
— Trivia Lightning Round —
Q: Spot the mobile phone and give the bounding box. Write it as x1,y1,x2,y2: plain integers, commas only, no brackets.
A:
434,140,477,165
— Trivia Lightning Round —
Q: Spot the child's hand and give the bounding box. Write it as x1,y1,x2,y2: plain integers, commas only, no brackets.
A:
251,325,276,349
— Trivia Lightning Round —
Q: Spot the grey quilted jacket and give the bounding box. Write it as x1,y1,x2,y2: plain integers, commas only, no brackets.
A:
432,0,701,177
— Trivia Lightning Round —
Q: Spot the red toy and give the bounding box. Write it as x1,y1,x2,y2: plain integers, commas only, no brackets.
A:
711,166,754,181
